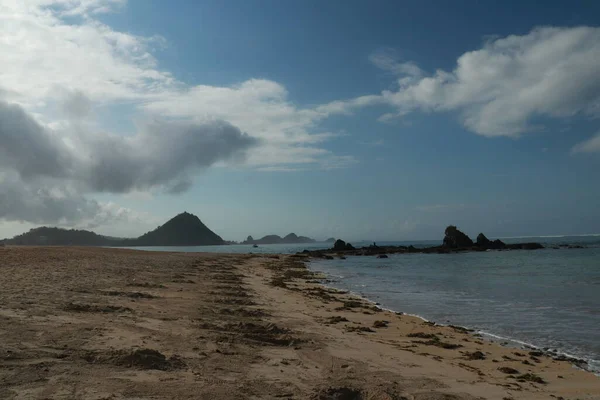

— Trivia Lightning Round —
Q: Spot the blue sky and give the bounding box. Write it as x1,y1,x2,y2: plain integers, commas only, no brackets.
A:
1,0,599,241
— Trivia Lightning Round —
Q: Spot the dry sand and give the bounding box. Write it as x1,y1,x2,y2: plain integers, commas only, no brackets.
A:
0,247,598,399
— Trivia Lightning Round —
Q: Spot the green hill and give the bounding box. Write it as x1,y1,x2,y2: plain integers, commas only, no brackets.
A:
4,212,224,247
132,212,224,246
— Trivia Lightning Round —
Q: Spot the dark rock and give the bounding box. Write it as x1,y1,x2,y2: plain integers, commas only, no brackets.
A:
376,254,388,259
476,233,491,247
443,225,473,248
333,239,355,251
491,239,506,249
333,239,347,251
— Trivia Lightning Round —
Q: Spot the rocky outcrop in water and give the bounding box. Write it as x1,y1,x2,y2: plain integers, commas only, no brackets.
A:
301,226,544,258
443,226,474,248
476,233,506,249
333,239,355,251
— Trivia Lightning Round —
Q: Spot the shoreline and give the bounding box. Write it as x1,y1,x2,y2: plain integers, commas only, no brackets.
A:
304,256,599,376
1,246,599,399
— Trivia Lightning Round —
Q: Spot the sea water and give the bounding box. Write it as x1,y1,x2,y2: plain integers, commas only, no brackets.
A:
309,242,600,373
125,236,600,373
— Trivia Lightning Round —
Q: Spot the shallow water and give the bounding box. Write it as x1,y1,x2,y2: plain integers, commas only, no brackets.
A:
309,245,600,373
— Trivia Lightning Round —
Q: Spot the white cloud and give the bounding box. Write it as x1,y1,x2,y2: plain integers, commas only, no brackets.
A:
369,48,424,79
0,0,358,171
373,27,600,137
572,132,600,154
0,0,360,228
0,99,257,225
0,100,257,193
0,1,172,106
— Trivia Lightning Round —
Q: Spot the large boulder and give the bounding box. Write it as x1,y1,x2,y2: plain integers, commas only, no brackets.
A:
476,233,491,247
476,233,506,249
490,239,506,249
333,239,347,251
443,226,473,248
333,239,354,251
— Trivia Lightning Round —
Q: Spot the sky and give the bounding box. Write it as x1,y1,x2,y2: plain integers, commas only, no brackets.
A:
1,0,600,242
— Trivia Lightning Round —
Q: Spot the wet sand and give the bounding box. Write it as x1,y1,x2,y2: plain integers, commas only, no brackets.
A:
0,247,598,399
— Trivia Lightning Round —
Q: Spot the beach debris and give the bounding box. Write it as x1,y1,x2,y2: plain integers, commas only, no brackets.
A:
407,332,438,339
325,316,349,324
514,373,546,384
408,333,462,349
83,349,185,371
498,367,520,374
312,387,363,400
464,351,486,360
126,282,166,288
101,290,156,299
448,325,473,334
230,322,301,347
372,320,389,328
345,326,375,333
64,302,132,313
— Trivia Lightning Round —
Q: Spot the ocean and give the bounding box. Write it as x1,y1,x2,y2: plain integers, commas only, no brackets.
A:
124,235,600,373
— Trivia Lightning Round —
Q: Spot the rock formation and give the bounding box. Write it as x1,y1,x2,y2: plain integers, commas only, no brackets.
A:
333,239,355,251
443,226,474,248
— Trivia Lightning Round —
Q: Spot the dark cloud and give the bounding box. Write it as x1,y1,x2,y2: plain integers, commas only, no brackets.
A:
81,119,258,193
0,173,103,225
0,101,74,180
0,100,258,224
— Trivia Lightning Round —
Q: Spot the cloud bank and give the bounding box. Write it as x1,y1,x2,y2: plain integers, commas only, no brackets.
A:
572,131,600,154
0,99,257,224
372,27,600,137
0,0,356,226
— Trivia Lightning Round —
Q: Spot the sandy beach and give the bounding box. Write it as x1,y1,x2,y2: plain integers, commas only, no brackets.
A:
0,247,599,399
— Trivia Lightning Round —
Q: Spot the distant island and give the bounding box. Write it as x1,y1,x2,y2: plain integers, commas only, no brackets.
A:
4,212,225,247
242,233,316,245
